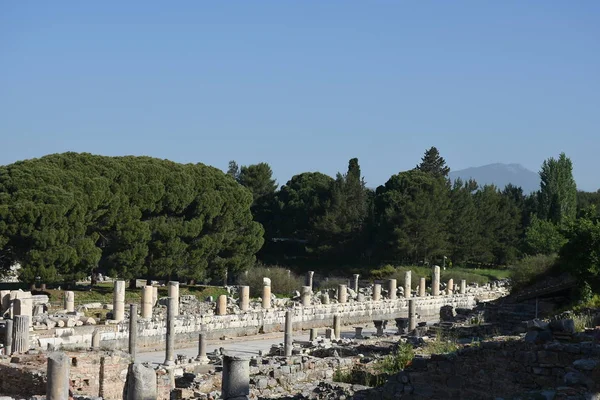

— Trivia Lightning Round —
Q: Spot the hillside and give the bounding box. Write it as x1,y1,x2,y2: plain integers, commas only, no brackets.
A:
450,163,540,193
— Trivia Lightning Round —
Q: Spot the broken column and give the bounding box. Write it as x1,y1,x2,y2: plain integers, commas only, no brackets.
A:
301,286,311,307
321,292,330,305
125,363,158,400
91,329,101,349
309,328,318,341
222,356,250,400
388,279,397,300
163,297,175,366
373,320,384,336
46,352,70,400
408,299,416,331
141,286,153,319
13,298,32,327
432,266,440,296
395,318,408,334
168,281,179,316
196,333,209,364
373,284,381,301
113,280,126,322
217,294,227,316
239,286,250,312
353,274,360,292
4,319,12,355
262,278,271,309
12,315,29,353
333,315,341,339
284,310,292,357
404,271,412,298
460,279,467,295
306,271,314,291
337,284,347,304
325,328,335,339
152,286,158,307
419,277,426,297
447,278,454,296
354,326,363,339
64,291,75,313
129,304,138,362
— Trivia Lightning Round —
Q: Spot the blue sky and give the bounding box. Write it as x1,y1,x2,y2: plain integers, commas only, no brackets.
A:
1,2,599,191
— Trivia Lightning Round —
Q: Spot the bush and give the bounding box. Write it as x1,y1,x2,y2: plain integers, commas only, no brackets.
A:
376,343,415,374
369,265,396,280
238,265,303,298
510,254,558,289
316,277,349,291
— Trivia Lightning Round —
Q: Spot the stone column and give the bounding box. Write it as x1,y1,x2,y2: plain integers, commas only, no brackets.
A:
196,333,209,363
262,279,271,309
404,271,412,299
432,266,440,296
129,304,138,362
222,356,250,400
373,284,381,301
301,286,311,307
217,294,227,316
353,274,360,292
284,310,292,357
447,278,454,296
64,291,75,313
239,286,249,312
333,315,341,340
306,271,314,291
152,287,158,307
113,280,126,322
4,319,13,355
388,279,397,300
408,299,417,332
141,286,153,319
163,297,175,366
337,284,347,304
12,315,29,353
460,279,467,295
373,320,384,336
168,281,180,317
354,326,363,339
13,298,32,326
309,328,318,341
325,328,334,339
395,318,408,334
419,277,426,297
321,292,330,305
91,329,101,349
125,363,158,400
46,352,70,400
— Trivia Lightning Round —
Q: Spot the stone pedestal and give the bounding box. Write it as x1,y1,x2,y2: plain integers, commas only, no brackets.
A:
309,328,318,341
408,299,417,331
222,356,250,400
337,284,347,304
373,284,381,301
373,320,384,336
419,277,426,297
239,286,250,312
354,326,363,339
4,319,13,355
404,271,412,298
325,328,335,339
12,315,29,353
306,271,314,291
13,298,32,326
113,280,126,322
284,311,292,357
395,318,408,334
64,291,75,313
333,315,341,339
321,292,330,305
217,295,227,316
47,352,70,400
352,274,360,292
129,304,138,362
196,333,209,364
388,279,397,300
432,266,440,296
460,279,467,295
301,286,311,307
447,278,454,296
125,363,158,400
262,282,271,309
164,297,175,366
168,281,180,317
141,286,153,319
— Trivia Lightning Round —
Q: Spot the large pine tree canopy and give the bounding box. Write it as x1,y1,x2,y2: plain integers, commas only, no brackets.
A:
0,153,264,283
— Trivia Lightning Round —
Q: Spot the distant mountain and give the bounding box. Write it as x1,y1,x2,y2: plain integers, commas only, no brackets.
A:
449,163,540,194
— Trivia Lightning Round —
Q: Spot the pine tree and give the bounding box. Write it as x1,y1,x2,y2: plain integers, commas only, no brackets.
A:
538,153,577,226
416,146,450,177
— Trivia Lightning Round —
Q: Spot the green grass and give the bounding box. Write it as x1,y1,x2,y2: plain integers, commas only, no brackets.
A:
376,342,415,375
419,331,459,356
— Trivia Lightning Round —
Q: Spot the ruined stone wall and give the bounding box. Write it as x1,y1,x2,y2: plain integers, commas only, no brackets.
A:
0,356,46,397
376,340,600,399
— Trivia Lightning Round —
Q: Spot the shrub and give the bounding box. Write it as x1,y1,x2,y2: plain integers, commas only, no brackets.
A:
510,254,558,289
238,265,303,298
369,265,397,280
376,343,415,374
316,277,349,291
421,331,458,356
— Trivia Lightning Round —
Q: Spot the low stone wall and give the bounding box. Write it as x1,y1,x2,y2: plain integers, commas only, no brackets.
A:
95,294,477,351
0,355,46,397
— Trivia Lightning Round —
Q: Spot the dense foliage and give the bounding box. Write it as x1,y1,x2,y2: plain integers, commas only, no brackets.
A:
0,153,263,284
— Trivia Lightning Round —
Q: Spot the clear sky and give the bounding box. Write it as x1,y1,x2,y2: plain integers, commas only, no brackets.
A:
1,2,599,191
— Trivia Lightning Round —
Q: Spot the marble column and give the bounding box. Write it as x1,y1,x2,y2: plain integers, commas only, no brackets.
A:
388,279,397,300
432,266,440,296
196,333,209,364
306,271,314,291
168,281,180,317
12,315,29,353
373,284,381,301
129,304,138,362
64,291,75,313
46,352,70,400
333,315,341,340
404,271,412,299
301,286,311,307
141,286,153,319
125,363,158,400
447,278,454,296
408,299,417,332
321,292,330,305
163,297,175,366
217,295,227,316
337,284,347,304
353,274,360,292
239,286,250,312
460,279,467,295
113,280,126,322
222,356,250,400
4,319,12,355
284,311,292,357
419,277,426,297
262,280,271,309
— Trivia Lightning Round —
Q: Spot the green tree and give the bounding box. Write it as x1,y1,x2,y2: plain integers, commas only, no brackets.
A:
538,153,577,226
237,163,278,205
524,215,567,255
559,217,600,289
448,178,479,265
416,146,450,177
226,160,239,180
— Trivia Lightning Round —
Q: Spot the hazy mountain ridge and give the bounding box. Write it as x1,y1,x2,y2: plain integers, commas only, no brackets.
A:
450,163,540,194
